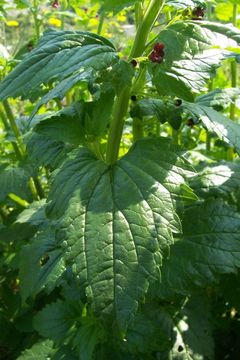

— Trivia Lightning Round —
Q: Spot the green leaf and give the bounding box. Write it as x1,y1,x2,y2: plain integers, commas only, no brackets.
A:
16,200,46,225
34,301,77,342
189,160,240,200
74,319,105,360
0,164,32,203
17,340,54,360
34,103,84,146
197,20,240,46
165,0,205,10
31,69,94,117
179,295,214,360
130,98,182,129
25,132,72,169
46,138,194,331
196,88,240,110
150,19,240,100
0,29,118,101
183,102,240,154
161,199,240,294
151,49,227,101
100,0,140,13
19,229,65,301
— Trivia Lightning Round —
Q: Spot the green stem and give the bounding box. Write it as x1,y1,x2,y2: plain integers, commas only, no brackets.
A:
135,2,144,28
106,88,131,164
3,100,25,155
97,11,105,35
0,106,22,158
130,0,165,58
32,0,40,41
227,4,238,160
3,100,44,200
106,0,165,164
132,118,144,142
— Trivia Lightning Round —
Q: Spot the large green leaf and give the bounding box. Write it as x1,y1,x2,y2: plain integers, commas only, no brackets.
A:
161,199,240,295
183,102,240,154
0,29,118,101
46,138,194,331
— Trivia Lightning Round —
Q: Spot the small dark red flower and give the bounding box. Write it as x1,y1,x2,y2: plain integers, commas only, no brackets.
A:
149,42,165,63
52,0,59,8
154,42,165,52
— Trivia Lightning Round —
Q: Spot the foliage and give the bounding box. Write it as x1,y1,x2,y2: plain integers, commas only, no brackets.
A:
1,0,240,359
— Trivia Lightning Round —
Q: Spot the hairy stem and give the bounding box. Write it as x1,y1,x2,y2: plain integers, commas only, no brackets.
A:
106,0,165,164
32,0,40,41
3,100,44,200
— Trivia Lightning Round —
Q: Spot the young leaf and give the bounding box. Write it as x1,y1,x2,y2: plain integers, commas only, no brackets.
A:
46,138,194,331
161,199,240,294
0,29,118,101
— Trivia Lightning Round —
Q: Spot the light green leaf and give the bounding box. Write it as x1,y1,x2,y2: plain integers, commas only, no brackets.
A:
183,102,240,154
34,301,77,342
19,229,65,301
46,138,194,331
0,29,118,101
161,199,240,294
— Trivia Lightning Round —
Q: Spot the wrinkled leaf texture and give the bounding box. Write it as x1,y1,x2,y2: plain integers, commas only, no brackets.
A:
46,138,194,332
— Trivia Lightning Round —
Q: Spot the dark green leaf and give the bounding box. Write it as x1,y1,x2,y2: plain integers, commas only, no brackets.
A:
25,132,72,169
17,340,54,360
46,138,194,331
0,29,118,101
0,164,32,203
19,229,65,301
34,301,76,342
161,199,240,294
